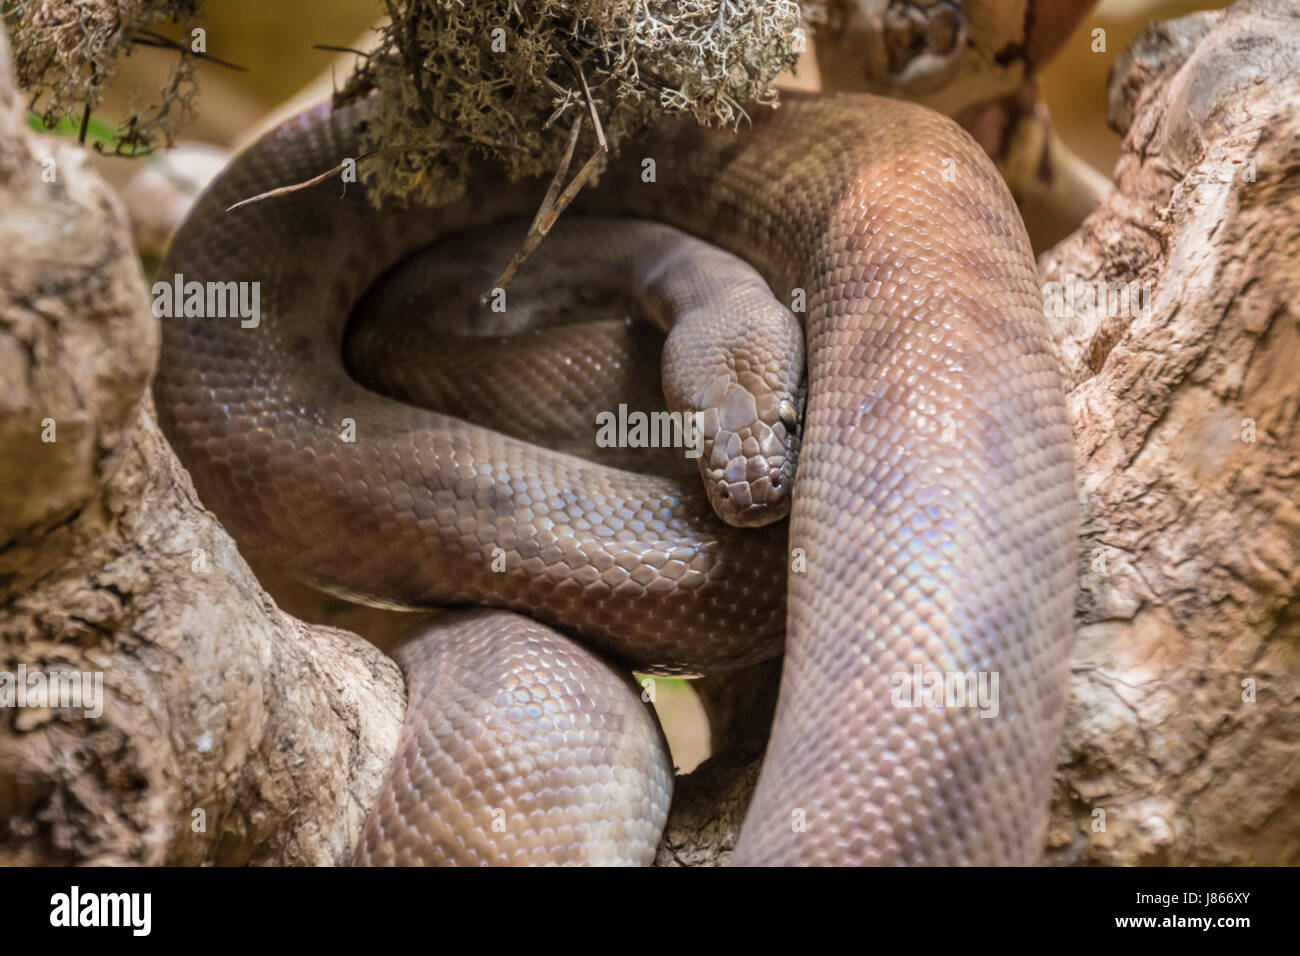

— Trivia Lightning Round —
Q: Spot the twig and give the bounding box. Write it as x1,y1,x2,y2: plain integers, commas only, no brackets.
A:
481,36,615,296
485,114,606,297
543,89,575,131
224,144,417,211
225,157,366,212
551,37,607,150
312,43,371,57
224,118,528,215
130,30,249,72
529,117,584,236
575,58,607,151
483,117,583,298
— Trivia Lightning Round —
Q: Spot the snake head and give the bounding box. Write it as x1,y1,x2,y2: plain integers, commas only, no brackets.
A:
694,381,803,528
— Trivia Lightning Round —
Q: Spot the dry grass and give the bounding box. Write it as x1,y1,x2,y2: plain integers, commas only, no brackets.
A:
327,0,806,205
5,0,211,155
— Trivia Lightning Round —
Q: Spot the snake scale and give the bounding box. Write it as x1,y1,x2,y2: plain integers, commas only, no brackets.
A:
154,90,1078,865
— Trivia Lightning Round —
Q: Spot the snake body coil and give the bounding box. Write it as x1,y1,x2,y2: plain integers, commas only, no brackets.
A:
155,91,1077,865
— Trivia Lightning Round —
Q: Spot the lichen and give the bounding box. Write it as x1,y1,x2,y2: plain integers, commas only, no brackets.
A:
3,0,204,155
340,0,806,206
2,0,811,198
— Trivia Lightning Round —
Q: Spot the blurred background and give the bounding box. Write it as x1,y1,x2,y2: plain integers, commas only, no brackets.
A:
91,0,1232,177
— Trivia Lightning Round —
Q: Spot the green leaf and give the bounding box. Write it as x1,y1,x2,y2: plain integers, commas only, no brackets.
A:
24,110,136,153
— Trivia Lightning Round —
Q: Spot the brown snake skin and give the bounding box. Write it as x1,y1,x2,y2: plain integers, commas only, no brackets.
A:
154,91,1078,865
345,216,806,528
353,609,674,866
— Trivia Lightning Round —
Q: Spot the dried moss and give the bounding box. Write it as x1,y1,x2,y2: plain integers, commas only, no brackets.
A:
3,0,204,155
341,0,806,206
3,0,810,196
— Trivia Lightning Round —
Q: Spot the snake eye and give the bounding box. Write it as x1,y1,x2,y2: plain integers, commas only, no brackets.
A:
778,398,799,431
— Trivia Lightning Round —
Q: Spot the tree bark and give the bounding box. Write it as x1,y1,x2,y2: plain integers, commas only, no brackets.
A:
0,29,405,865
1042,0,1300,865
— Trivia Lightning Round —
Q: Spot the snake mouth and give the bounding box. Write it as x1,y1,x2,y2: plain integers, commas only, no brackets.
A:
710,476,792,527
704,414,800,528
696,373,806,527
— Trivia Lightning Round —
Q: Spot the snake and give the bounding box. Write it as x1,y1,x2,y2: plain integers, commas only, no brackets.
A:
153,89,1078,866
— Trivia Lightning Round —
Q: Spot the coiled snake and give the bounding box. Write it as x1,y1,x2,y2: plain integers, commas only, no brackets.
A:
154,90,1077,865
